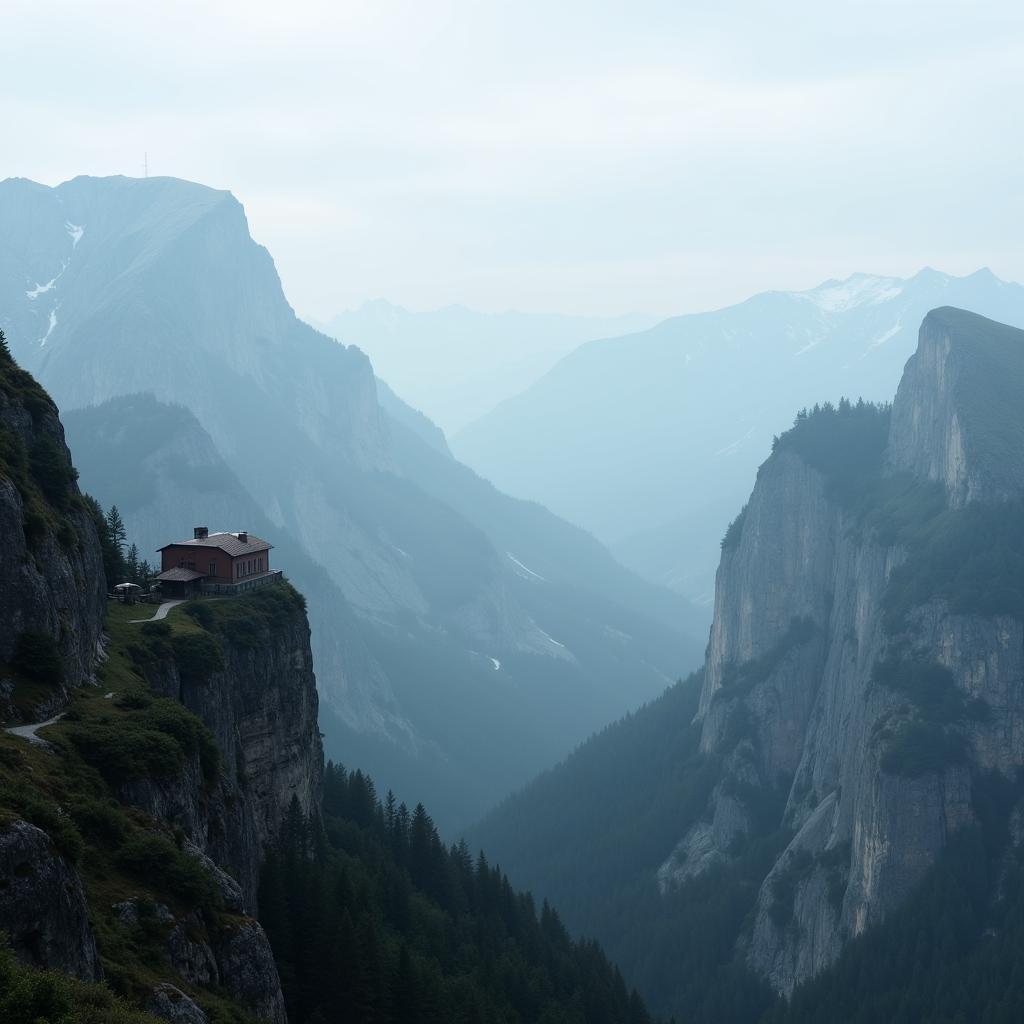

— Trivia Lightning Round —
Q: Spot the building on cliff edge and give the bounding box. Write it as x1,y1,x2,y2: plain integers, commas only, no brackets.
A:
156,526,281,598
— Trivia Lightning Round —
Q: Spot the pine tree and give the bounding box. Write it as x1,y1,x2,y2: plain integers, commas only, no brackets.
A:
105,505,127,552
126,543,140,583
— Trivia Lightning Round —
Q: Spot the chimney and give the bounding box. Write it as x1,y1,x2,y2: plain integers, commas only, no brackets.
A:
194,526,208,540
238,531,248,544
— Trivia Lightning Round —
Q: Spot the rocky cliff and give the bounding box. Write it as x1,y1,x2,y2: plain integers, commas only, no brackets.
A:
659,307,1024,995
0,341,324,1022
0,334,105,720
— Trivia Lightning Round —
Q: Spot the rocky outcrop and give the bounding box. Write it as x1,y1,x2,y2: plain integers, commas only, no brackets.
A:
133,592,322,909
888,306,1024,507
0,368,105,720
0,820,100,980
117,895,286,1024
664,308,1024,994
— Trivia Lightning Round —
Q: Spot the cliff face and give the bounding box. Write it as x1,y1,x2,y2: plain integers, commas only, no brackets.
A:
0,348,105,720
136,589,323,906
0,347,323,1022
888,306,1024,507
662,308,1024,994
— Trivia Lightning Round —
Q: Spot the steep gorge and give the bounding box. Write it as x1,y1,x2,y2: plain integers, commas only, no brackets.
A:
472,307,1024,1020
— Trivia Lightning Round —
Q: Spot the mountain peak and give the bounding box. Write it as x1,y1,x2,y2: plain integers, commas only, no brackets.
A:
888,307,1024,506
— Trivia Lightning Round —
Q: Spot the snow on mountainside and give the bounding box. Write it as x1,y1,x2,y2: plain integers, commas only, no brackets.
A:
453,267,1024,610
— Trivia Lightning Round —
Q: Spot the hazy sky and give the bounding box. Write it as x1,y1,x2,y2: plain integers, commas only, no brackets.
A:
3,1,1024,320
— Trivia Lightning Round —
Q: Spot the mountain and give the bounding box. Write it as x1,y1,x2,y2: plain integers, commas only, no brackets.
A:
0,333,320,1020
471,308,1024,1021
322,299,656,434
0,174,700,829
0,345,658,1024
453,269,1024,608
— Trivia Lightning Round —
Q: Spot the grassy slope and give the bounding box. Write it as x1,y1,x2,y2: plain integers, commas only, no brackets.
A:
0,597,276,1024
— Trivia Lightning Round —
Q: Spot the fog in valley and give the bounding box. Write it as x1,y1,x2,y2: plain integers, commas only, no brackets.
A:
2,4,1024,1023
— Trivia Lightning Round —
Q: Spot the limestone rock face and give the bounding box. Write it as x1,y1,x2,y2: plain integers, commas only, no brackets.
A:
662,309,1024,994
146,984,208,1024
117,894,286,1024
888,307,1024,507
0,382,105,721
134,596,322,909
0,820,100,980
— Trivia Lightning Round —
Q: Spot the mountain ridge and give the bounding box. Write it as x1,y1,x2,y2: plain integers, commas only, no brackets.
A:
470,307,1024,1020
453,268,1024,608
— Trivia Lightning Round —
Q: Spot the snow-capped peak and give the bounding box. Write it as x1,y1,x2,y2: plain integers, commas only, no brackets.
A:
799,273,905,313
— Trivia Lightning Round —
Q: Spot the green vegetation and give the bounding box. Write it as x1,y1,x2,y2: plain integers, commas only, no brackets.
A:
470,674,779,1023
871,655,987,777
771,772,1024,1024
0,598,233,1012
0,332,83,550
182,584,305,647
716,618,818,702
770,399,891,505
721,504,748,551
115,833,218,910
0,943,158,1024
262,764,657,1024
878,720,967,778
882,497,1024,627
10,631,64,687
770,399,1024,628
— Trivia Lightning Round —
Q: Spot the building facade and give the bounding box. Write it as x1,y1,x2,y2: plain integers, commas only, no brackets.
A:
156,527,277,597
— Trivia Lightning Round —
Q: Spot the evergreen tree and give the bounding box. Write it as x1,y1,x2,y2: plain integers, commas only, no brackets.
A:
259,763,655,1024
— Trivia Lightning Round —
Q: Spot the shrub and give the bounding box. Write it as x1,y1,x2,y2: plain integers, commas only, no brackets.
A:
116,832,219,909
171,632,224,680
28,436,76,511
880,721,967,777
721,505,748,551
63,720,183,782
10,631,64,686
0,942,154,1024
66,795,129,846
716,617,818,701
0,784,84,863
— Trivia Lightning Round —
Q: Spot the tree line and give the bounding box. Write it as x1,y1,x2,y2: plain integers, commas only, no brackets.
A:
258,762,656,1024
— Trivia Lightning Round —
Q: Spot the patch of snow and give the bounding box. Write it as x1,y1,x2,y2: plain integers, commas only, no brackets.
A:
390,544,411,559
103,692,114,699
489,657,501,671
799,274,904,313
39,308,58,347
539,629,565,649
863,320,902,354
506,552,545,582
66,221,84,247
714,427,755,457
25,258,70,300
794,336,824,356
26,277,57,299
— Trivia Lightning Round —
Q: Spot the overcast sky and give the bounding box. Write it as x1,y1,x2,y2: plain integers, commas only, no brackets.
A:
3,1,1024,320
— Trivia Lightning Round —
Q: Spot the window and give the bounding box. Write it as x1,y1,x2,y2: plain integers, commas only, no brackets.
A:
209,561,217,577
187,560,196,571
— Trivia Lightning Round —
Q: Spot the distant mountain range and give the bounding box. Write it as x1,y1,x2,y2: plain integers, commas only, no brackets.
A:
453,268,1024,608
320,300,655,434
0,174,701,829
